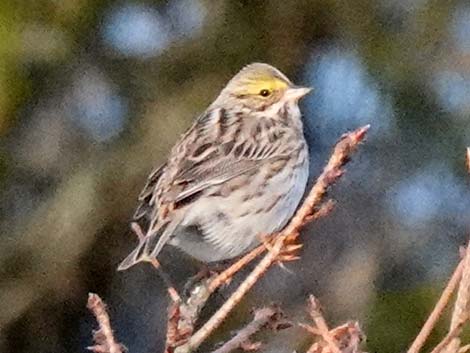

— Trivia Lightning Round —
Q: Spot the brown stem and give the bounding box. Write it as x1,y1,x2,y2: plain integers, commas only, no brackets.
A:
208,244,267,293
306,295,342,353
465,147,470,174
209,306,281,353
429,319,467,353
442,241,470,353
407,259,465,353
87,293,125,353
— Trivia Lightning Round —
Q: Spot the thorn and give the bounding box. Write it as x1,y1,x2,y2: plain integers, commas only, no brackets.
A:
284,244,303,252
276,261,294,274
276,255,301,265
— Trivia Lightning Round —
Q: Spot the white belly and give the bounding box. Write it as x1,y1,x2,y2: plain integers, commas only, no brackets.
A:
170,150,309,262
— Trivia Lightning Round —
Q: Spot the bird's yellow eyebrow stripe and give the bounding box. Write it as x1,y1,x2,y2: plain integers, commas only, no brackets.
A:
237,77,289,95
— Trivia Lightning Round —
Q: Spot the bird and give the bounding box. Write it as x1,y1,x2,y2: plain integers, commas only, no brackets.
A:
118,63,311,271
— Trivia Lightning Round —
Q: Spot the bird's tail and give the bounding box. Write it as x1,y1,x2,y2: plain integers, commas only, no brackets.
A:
117,220,178,271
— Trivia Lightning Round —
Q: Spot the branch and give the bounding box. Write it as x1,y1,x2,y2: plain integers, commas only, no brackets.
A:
172,125,369,353
305,296,342,353
408,149,470,353
300,295,365,353
209,306,285,353
165,276,216,351
429,318,467,353
87,293,126,353
406,259,464,353
443,241,470,353
465,147,470,174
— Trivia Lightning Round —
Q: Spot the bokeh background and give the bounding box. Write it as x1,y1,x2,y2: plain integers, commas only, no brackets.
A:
1,1,470,352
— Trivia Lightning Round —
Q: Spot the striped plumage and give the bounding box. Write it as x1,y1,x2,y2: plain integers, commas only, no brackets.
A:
118,63,311,270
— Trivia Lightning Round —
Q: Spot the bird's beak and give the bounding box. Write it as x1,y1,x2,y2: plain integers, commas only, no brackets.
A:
285,86,312,102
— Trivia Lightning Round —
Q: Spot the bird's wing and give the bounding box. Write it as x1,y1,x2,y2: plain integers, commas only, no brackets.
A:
134,107,293,227
133,162,167,220
164,108,289,206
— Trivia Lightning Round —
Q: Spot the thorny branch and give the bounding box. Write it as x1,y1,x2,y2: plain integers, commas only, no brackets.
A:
87,293,126,353
168,125,370,353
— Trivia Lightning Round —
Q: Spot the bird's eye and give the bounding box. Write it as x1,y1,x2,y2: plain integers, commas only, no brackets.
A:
259,89,271,97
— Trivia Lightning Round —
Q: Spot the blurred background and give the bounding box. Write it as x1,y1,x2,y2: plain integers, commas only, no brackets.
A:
1,1,470,352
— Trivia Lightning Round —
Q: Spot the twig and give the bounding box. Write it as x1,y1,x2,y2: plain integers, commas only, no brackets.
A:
407,259,464,353
165,277,216,352
208,244,267,293
173,125,369,353
465,147,470,174
87,293,126,353
444,241,470,353
429,319,467,353
209,306,282,353
306,295,342,353
300,297,364,353
409,150,470,353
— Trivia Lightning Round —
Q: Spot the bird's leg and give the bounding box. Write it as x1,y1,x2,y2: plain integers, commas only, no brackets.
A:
183,264,215,298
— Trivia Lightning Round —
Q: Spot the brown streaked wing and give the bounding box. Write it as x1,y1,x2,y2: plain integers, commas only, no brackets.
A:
133,162,167,220
169,140,287,205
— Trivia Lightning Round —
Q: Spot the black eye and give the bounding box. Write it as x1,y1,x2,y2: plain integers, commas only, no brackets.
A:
259,89,271,97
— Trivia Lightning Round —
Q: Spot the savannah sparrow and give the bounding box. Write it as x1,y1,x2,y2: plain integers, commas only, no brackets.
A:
118,63,311,271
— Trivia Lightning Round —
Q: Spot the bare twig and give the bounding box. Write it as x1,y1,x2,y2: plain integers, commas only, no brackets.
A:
407,259,464,353
165,276,216,352
304,322,364,353
458,344,470,353
409,150,470,353
300,296,364,353
429,318,468,353
306,296,342,353
450,243,470,330
87,293,125,353
171,125,369,353
465,147,470,174
443,241,470,353
208,244,267,293
209,306,283,353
